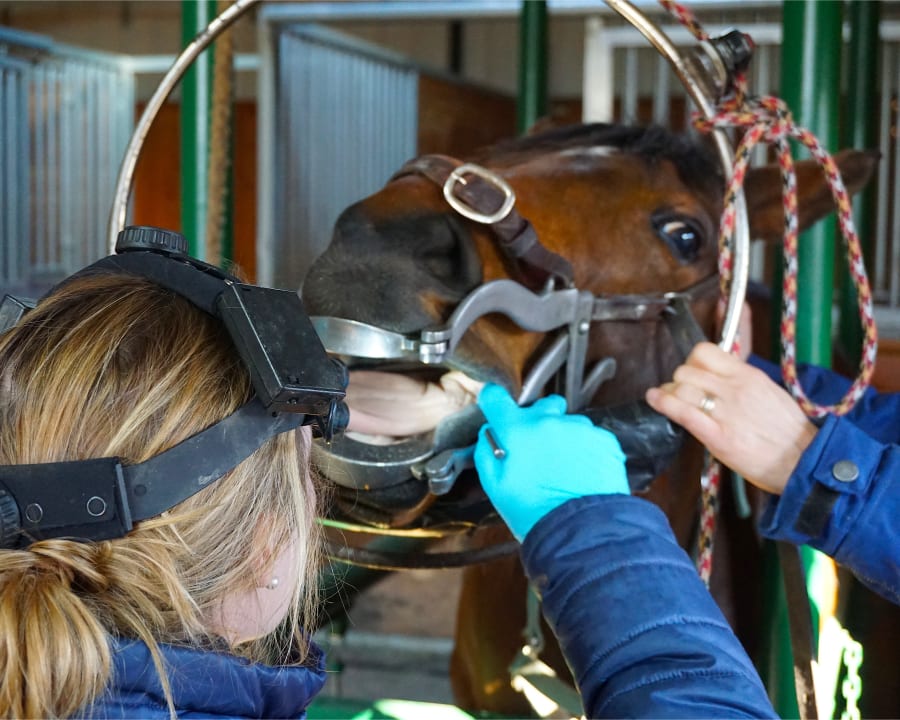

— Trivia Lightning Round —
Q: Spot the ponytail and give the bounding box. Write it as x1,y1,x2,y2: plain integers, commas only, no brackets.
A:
0,543,111,718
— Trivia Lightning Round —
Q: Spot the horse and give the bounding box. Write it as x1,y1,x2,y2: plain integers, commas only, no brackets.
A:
301,122,879,716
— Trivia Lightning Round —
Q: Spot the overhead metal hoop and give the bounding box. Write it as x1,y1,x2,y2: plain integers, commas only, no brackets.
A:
109,0,749,351
106,0,261,254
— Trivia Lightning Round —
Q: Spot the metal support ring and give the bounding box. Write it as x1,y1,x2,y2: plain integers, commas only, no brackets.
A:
110,0,750,357
107,0,261,252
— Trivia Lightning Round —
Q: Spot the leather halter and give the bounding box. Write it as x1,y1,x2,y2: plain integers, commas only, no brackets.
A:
311,154,720,569
391,154,574,291
391,153,719,349
391,152,720,329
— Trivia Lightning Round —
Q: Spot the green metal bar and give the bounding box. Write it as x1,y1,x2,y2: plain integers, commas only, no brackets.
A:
180,0,215,259
516,0,547,133
784,1,843,367
760,3,845,717
838,1,880,364
836,6,881,717
758,540,795,715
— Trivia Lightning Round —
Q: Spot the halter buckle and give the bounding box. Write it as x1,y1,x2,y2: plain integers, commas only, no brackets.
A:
442,163,516,225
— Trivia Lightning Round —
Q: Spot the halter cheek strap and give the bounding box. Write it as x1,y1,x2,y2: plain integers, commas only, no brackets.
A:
391,155,574,291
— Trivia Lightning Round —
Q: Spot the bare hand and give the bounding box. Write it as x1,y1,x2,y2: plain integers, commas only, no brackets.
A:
644,342,818,495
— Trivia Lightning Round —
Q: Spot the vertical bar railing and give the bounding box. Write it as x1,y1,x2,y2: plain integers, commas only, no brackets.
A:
263,23,417,291
0,30,134,292
0,53,30,288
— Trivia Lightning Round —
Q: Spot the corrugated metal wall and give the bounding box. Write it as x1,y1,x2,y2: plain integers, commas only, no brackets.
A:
1,33,37,289
0,28,133,294
269,24,418,291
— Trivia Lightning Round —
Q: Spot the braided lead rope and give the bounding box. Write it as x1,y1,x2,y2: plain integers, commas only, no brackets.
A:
658,0,709,42
696,454,720,583
694,98,879,419
659,0,877,584
659,0,740,584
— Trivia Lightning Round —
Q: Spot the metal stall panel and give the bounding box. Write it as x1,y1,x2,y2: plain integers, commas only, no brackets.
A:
0,55,30,288
266,23,418,291
0,28,133,294
0,29,45,290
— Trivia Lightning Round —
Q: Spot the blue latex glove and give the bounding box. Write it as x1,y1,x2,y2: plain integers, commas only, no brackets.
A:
475,383,629,542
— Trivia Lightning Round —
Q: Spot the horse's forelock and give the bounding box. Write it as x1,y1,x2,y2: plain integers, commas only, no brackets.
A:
475,122,723,200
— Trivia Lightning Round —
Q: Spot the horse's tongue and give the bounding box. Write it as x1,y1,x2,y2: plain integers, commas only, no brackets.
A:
345,370,483,438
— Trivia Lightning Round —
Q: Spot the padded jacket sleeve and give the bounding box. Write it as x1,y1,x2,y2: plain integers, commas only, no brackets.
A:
748,356,900,604
520,494,777,719
748,354,899,443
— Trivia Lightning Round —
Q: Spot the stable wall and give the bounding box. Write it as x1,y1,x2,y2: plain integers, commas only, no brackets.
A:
132,73,515,283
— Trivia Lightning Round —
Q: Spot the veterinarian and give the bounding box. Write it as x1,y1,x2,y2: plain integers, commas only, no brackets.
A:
646,341,900,606
475,383,778,719
0,227,348,718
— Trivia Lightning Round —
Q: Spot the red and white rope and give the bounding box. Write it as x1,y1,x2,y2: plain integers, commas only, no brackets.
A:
660,0,878,584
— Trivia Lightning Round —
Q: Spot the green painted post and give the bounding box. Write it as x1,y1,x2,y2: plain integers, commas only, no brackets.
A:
517,0,548,134
835,4,880,717
838,1,880,365
761,3,844,717
762,0,842,717
784,1,843,368
180,0,215,259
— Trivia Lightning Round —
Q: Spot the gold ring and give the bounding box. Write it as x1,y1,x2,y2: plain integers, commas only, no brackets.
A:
699,394,716,415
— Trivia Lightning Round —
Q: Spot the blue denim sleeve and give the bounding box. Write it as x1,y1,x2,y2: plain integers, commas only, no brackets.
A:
748,354,900,603
748,354,899,442
521,495,777,719
758,414,900,605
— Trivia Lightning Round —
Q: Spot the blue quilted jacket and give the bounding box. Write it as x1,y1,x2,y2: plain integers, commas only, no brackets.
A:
522,494,777,719
750,355,900,604
82,637,326,718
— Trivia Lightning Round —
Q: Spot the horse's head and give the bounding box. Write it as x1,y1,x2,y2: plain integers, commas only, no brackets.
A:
307,125,725,395
303,122,877,544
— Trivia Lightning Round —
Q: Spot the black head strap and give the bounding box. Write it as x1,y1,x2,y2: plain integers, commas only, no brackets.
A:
0,226,348,548
0,398,302,548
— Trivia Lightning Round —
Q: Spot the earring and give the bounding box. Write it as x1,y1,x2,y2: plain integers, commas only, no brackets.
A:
265,576,280,590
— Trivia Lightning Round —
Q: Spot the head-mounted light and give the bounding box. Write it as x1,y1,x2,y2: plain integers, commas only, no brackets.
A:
0,226,348,549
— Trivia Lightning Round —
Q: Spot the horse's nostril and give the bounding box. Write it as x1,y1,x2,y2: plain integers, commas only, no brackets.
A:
417,218,483,294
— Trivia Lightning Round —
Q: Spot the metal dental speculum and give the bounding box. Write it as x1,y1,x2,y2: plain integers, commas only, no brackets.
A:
311,271,716,498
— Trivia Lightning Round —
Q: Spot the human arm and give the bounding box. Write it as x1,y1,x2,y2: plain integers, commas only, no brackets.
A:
475,384,776,718
521,495,777,719
747,353,900,444
644,342,818,495
645,342,900,604
757,413,900,604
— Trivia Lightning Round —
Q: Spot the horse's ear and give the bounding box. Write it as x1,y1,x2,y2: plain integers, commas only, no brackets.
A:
744,148,880,242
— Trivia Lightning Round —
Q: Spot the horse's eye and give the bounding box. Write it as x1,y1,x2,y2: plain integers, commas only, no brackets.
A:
653,215,704,264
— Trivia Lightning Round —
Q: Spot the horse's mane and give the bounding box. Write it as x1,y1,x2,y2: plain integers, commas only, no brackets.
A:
472,122,724,199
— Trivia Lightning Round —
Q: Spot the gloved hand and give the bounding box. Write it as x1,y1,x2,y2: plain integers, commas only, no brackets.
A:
475,383,629,542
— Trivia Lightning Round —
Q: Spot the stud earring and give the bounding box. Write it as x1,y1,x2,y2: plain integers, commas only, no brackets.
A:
265,576,280,590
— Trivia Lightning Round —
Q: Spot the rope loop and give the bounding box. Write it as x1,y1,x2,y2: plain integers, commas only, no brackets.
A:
693,94,878,419
659,0,878,581
664,1,877,420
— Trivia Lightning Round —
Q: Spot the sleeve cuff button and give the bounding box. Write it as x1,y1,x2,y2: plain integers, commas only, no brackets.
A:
832,460,859,483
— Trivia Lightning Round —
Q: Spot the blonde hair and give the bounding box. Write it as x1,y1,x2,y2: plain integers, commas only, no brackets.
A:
0,273,325,718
